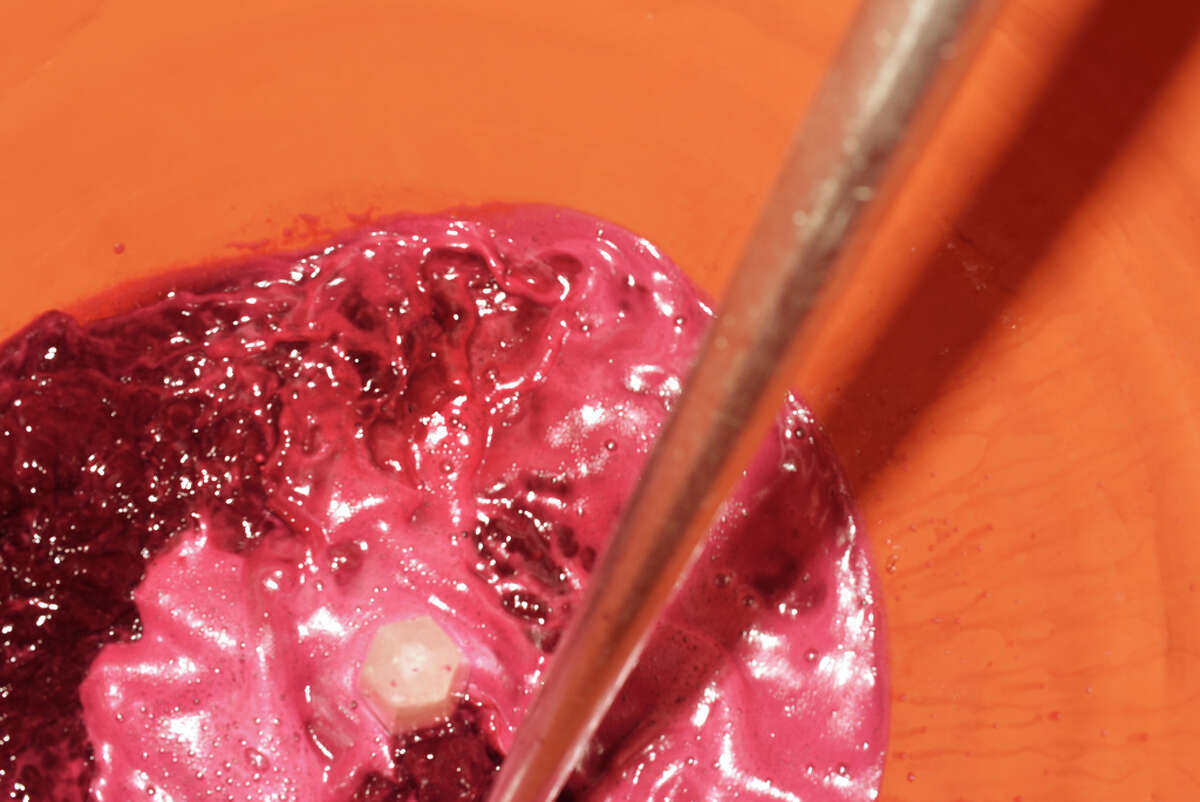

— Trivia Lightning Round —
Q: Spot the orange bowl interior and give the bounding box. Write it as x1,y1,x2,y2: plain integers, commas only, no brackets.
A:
4,0,1200,799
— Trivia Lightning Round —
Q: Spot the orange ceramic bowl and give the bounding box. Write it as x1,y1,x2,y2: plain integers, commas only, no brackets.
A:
3,1,1199,799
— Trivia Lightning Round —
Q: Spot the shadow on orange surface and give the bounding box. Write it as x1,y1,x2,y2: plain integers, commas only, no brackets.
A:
823,0,1200,491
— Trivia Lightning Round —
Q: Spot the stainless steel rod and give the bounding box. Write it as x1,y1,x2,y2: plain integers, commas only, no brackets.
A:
488,1,986,800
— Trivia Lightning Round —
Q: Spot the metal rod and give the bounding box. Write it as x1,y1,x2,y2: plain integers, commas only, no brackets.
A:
488,1,986,799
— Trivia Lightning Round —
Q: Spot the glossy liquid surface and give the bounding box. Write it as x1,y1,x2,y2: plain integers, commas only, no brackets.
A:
0,207,887,801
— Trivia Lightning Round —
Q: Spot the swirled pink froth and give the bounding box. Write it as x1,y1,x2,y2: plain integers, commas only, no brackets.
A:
0,207,887,802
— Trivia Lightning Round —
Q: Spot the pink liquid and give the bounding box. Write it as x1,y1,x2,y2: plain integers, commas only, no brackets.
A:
0,207,888,801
